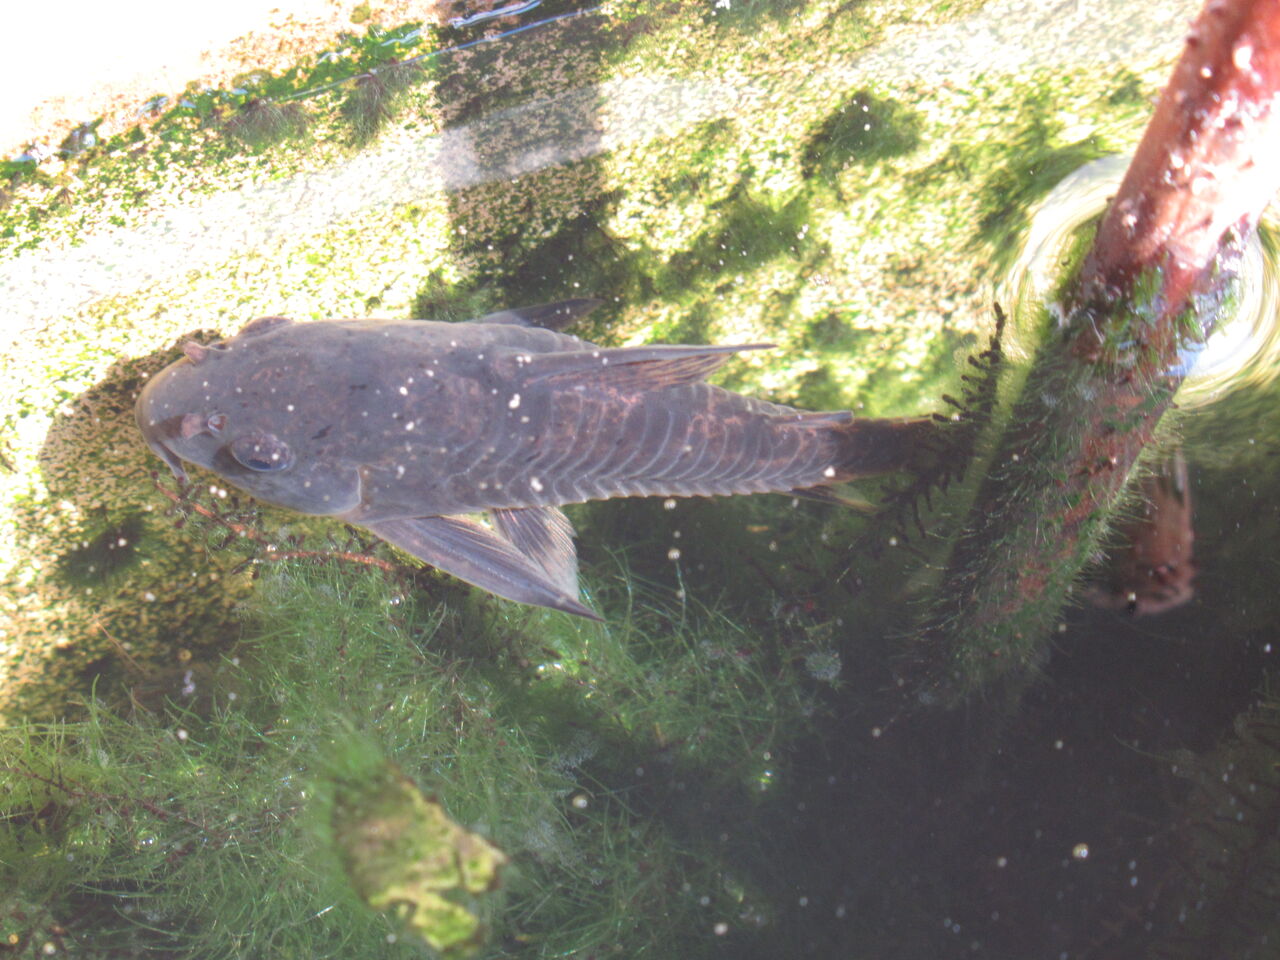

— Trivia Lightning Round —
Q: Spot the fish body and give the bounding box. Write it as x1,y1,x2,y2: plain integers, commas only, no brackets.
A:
137,301,928,617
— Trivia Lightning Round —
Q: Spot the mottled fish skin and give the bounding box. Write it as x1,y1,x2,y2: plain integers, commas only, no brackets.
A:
137,301,931,617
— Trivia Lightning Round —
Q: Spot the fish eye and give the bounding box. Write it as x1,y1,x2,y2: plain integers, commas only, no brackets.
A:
206,413,227,435
229,432,293,472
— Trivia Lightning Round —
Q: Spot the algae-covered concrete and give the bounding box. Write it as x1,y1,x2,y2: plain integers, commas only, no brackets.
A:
0,0,1199,717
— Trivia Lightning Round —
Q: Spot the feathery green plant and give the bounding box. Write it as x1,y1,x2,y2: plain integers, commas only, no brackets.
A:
2,550,829,957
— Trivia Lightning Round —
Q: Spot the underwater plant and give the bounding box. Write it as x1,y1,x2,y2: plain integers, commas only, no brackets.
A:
909,0,1280,702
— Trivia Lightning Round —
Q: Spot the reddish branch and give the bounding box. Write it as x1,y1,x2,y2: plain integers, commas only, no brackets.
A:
152,472,398,574
1073,0,1280,346
914,0,1280,698
6,758,215,836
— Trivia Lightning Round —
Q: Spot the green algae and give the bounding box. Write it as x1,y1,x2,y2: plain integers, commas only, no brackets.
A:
329,750,507,957
0,555,828,957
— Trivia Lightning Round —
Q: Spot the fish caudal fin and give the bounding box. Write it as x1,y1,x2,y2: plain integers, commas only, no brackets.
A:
365,515,600,620
776,414,940,499
825,415,940,481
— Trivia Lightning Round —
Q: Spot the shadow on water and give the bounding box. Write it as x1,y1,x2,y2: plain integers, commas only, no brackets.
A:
27,341,259,717
802,90,924,183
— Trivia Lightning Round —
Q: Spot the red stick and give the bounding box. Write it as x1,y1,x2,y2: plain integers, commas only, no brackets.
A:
1075,0,1280,338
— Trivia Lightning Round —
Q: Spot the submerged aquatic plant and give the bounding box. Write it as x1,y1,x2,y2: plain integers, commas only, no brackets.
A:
908,0,1280,702
0,551,831,957
340,61,425,145
221,98,309,150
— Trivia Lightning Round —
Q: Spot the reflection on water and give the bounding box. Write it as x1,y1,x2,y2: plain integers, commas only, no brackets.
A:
1004,153,1280,405
1086,448,1197,616
2,0,1279,958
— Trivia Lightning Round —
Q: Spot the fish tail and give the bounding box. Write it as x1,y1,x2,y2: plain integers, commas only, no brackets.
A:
826,415,939,481
774,412,938,485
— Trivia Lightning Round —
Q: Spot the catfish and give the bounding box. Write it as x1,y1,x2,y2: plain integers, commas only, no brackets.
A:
137,300,931,618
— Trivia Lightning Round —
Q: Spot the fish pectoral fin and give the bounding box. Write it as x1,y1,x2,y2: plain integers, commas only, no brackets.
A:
476,299,602,331
520,343,775,390
788,484,875,511
364,515,601,620
490,505,579,597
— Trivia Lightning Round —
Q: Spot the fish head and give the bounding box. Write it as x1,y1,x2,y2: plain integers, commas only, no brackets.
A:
136,317,362,516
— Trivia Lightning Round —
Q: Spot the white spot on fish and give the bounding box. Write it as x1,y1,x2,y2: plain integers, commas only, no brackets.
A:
531,476,544,492
509,394,521,409
668,548,681,560
663,498,676,510
396,464,406,478
286,404,295,412
405,421,415,431
823,466,836,478
399,386,408,395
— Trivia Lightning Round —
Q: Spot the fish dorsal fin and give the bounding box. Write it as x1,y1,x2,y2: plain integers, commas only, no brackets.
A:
476,299,602,331
518,342,774,391
237,315,294,339
362,514,600,620
490,505,578,597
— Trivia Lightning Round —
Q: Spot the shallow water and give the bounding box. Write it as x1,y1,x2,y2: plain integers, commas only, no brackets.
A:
2,1,1278,957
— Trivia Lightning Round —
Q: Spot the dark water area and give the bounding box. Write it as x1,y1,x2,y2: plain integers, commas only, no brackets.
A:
2,0,1278,958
